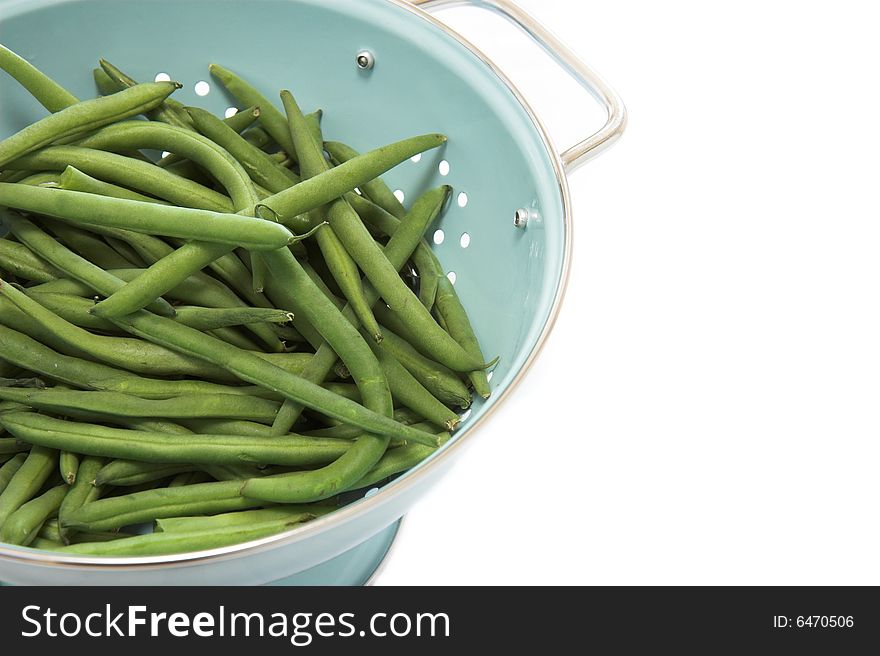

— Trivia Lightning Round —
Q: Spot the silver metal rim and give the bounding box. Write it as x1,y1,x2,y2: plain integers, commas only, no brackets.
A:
0,0,575,570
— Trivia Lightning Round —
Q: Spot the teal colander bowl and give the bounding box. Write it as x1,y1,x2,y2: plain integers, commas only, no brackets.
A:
0,0,625,585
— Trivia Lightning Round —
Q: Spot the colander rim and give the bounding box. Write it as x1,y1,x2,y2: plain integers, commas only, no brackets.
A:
0,0,575,571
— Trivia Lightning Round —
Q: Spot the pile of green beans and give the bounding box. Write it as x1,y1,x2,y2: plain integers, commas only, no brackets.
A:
0,49,491,558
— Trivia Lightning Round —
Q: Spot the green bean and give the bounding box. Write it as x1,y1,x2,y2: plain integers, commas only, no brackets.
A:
370,324,471,408
0,323,276,400
0,389,283,424
271,185,451,435
345,434,450,492
0,184,293,250
158,105,261,168
96,461,197,487
98,59,193,129
3,211,176,317
0,446,57,527
44,219,137,270
25,292,126,333
169,471,212,488
209,326,262,351
223,105,262,133
367,339,461,430
201,463,265,482
183,419,293,438
156,506,332,534
0,484,68,546
11,171,61,186
1,413,363,468
186,106,299,192
6,146,233,211
434,276,492,398
281,91,381,341
209,63,299,160
58,164,167,204
325,141,407,218
242,126,272,150
75,121,256,208
0,82,180,167
40,522,129,544
347,192,443,308
0,44,79,112
60,451,79,485
0,289,236,381
0,238,61,283
88,303,440,447
0,453,28,494
105,236,146,268
92,67,119,97
29,263,284,354
61,480,265,531
58,455,106,543
61,517,308,556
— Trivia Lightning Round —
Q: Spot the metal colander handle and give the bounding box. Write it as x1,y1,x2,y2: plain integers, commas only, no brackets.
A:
407,0,627,172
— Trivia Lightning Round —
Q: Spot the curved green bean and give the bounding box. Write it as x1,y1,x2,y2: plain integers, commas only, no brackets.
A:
0,82,179,167
158,105,261,168
345,434,450,492
0,44,79,112
187,106,299,192
44,219,139,270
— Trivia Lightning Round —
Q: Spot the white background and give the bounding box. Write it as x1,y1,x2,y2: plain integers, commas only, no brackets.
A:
380,0,880,585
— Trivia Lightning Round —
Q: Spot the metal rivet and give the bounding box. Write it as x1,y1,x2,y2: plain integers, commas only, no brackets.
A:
514,208,530,229
356,51,375,70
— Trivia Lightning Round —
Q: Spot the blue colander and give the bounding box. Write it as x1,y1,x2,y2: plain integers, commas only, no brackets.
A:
0,0,625,585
